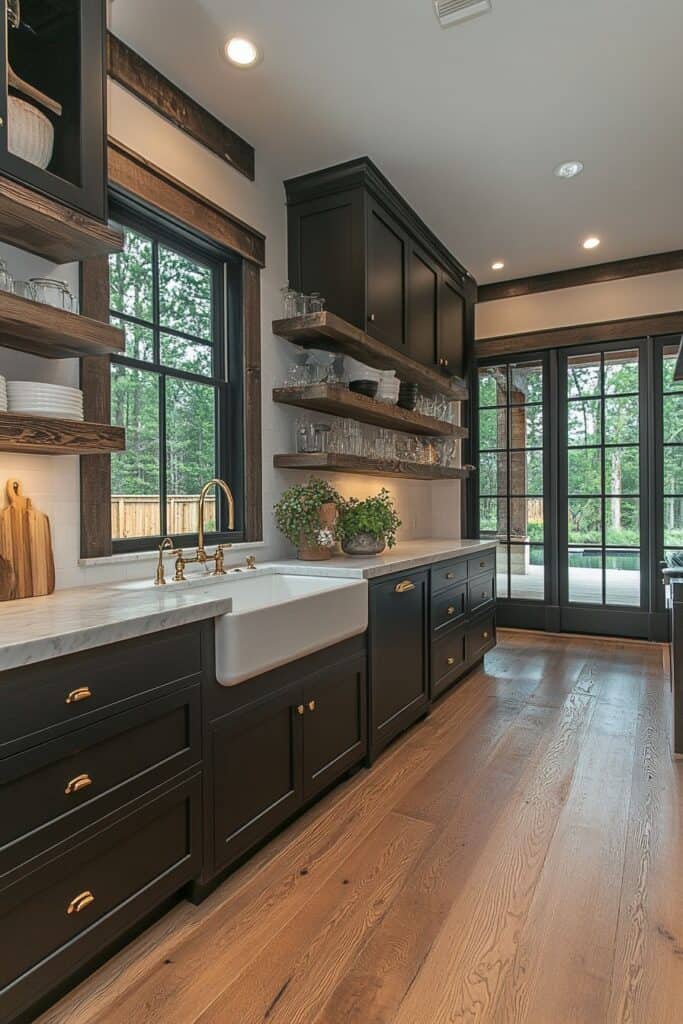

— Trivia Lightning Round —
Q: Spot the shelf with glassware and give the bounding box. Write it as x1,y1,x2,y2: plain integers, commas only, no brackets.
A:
273,453,471,481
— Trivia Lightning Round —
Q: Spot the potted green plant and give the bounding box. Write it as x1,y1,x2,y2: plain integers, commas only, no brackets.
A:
274,477,341,560
337,488,401,556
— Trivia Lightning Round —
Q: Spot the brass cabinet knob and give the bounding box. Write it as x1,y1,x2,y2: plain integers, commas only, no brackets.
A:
480,560,486,568
65,687,92,705
368,313,376,322
446,572,455,579
308,700,316,712
395,580,415,594
447,606,456,616
296,704,305,716
447,656,455,666
482,591,488,598
65,773,92,796
67,891,95,916
444,359,449,367
483,631,489,640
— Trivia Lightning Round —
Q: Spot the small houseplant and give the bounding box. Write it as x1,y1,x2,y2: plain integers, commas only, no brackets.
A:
337,488,401,556
274,477,340,560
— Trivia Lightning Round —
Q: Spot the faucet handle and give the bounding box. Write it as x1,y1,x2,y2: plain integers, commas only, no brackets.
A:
213,544,227,576
246,555,257,570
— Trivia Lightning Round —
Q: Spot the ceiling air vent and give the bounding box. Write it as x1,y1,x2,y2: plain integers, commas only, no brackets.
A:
434,0,492,27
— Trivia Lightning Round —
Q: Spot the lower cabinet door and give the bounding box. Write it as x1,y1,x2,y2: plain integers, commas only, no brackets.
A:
210,686,303,873
431,625,468,700
467,614,496,662
0,772,201,1024
303,654,367,801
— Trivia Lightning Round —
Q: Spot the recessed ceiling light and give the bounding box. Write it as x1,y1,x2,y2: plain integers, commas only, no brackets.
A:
491,261,505,271
225,36,261,67
554,160,584,179
582,237,601,250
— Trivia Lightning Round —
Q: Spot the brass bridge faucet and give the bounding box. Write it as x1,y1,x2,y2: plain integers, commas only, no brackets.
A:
173,478,235,582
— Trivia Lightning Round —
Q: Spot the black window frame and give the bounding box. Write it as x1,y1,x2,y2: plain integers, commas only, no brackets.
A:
109,191,245,554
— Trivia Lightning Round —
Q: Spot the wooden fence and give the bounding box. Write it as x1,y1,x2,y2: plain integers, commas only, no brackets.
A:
112,496,216,539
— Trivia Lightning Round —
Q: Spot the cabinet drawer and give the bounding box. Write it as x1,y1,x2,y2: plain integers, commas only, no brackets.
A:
431,626,467,698
431,558,467,595
0,686,201,877
0,624,204,758
432,583,467,632
468,573,495,614
0,773,201,1024
468,550,496,578
467,615,496,662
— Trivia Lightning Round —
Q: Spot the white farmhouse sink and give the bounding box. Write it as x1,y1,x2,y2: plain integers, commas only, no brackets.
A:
213,573,368,686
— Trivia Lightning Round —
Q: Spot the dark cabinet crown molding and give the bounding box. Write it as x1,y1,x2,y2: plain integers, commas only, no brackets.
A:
285,156,476,292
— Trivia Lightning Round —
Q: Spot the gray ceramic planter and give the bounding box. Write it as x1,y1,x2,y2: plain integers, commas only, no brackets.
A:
341,533,386,557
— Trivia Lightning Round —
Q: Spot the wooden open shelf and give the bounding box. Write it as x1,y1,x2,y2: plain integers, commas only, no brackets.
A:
0,412,125,456
272,312,468,401
0,291,124,359
273,384,469,438
0,175,123,263
274,453,471,481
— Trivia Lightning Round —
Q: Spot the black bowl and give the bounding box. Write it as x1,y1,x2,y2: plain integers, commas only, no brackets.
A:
349,379,379,398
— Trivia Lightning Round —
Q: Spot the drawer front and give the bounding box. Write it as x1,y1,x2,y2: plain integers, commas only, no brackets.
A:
431,625,467,698
0,623,204,757
0,773,201,1023
431,558,467,595
468,573,495,614
0,686,201,875
432,583,467,632
467,615,496,662
468,550,496,578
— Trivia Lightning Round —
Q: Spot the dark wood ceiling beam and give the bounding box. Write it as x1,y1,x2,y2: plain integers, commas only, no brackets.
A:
477,251,683,303
107,32,255,181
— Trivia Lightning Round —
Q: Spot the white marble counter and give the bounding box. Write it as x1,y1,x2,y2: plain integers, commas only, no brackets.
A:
271,538,498,580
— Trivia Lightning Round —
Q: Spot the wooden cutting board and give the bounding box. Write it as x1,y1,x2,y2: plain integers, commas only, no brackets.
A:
0,479,55,600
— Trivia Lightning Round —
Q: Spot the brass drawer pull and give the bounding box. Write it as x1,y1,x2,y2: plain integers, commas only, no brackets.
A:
447,656,455,666
67,891,95,916
480,560,487,568
447,606,456,616
65,773,92,796
483,631,490,640
297,704,305,716
308,700,316,712
482,590,488,598
395,581,415,594
65,687,92,705
446,571,455,580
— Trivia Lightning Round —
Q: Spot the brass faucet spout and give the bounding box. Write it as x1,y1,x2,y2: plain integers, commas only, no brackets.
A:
198,478,235,553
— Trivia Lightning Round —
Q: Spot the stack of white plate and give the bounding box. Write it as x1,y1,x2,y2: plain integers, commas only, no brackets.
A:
7,381,84,421
0,375,6,412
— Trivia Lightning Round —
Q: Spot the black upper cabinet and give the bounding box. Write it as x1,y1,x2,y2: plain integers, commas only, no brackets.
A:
0,0,107,221
285,157,476,378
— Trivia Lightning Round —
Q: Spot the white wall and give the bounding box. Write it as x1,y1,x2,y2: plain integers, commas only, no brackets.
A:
0,80,460,590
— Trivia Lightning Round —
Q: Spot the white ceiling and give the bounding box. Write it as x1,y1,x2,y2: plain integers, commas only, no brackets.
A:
111,0,683,284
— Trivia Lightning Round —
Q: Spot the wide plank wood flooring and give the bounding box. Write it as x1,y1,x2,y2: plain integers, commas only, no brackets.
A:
38,630,683,1024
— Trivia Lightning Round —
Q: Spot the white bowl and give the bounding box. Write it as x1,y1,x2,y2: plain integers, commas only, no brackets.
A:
8,96,54,170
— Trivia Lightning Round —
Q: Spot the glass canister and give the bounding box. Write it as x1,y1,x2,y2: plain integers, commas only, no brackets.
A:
30,278,77,312
280,285,299,319
0,258,13,293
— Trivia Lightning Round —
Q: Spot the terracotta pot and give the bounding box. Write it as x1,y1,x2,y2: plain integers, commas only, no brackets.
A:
297,502,338,561
341,533,386,557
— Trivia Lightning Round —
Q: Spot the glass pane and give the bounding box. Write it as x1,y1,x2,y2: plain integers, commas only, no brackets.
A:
663,395,683,443
111,366,160,539
664,498,683,547
604,397,638,445
569,498,602,545
605,498,639,547
511,498,543,543
160,334,213,376
479,366,506,407
479,408,507,450
605,550,641,607
568,356,601,398
521,405,543,448
664,446,683,494
568,448,601,495
165,379,217,533
480,498,508,537
510,544,545,600
568,548,603,604
109,227,154,322
510,451,543,496
480,452,507,496
663,345,683,393
510,362,543,404
605,446,639,495
568,399,601,446
159,246,213,342
110,316,154,363
604,350,639,394
496,543,509,599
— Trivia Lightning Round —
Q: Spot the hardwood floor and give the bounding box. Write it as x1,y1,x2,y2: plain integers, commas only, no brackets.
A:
38,631,683,1024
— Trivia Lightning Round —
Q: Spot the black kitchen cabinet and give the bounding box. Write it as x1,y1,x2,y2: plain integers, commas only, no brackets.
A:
303,655,367,801
285,157,476,379
0,0,107,222
368,570,429,760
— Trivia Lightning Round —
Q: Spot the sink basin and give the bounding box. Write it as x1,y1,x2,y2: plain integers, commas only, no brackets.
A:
213,573,368,686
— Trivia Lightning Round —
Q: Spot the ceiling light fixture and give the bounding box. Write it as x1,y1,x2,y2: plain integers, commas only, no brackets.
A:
554,160,584,179
491,261,505,271
582,237,601,250
225,36,261,67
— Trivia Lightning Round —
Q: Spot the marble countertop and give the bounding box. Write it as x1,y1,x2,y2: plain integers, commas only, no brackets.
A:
272,538,498,580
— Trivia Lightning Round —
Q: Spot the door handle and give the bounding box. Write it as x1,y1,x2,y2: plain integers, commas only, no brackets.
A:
395,581,415,594
65,773,92,796
308,700,316,712
65,687,92,705
67,891,95,916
